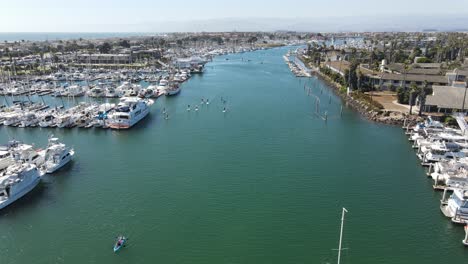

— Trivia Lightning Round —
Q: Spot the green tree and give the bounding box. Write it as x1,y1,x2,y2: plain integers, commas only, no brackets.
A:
247,36,258,44
409,82,420,115
119,39,131,48
402,62,411,90
52,54,59,63
416,57,432,63
98,42,112,54
418,80,429,116
344,60,359,91
357,70,363,92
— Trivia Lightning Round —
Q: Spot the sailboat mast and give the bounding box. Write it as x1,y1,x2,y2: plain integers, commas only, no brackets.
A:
337,207,348,264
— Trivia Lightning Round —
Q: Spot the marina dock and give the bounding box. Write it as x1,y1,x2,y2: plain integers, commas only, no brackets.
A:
284,51,312,77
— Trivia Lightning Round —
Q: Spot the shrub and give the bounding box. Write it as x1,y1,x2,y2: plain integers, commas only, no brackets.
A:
351,91,384,110
443,116,458,127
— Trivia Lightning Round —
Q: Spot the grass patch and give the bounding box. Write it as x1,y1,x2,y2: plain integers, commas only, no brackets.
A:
350,91,384,111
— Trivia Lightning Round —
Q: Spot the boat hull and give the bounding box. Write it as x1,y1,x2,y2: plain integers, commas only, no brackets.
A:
113,238,126,252
0,176,40,210
108,108,150,130
45,151,74,174
165,88,181,96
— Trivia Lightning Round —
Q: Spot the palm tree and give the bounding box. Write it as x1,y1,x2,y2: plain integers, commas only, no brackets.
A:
418,80,428,116
409,82,419,115
339,49,346,74
402,62,411,91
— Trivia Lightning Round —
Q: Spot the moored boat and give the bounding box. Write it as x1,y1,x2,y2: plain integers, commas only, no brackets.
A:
42,137,75,174
0,163,41,210
107,97,153,129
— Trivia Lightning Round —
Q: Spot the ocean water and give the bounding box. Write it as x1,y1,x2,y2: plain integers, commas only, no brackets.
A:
0,32,155,42
0,47,467,264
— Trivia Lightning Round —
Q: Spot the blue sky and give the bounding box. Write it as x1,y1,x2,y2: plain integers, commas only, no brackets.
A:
2,0,468,32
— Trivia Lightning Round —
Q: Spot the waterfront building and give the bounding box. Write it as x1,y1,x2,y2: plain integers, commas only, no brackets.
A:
425,84,468,113
76,54,133,64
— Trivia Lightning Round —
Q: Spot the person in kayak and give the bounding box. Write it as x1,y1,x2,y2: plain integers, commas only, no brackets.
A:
116,236,124,246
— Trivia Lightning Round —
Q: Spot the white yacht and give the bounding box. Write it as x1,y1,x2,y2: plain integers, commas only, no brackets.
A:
10,143,45,167
165,84,181,96
430,159,468,189
105,87,121,98
139,85,160,98
67,85,86,97
0,150,14,170
19,113,39,128
39,114,57,128
0,163,41,210
441,188,468,224
3,113,22,126
116,81,132,95
56,114,75,128
87,87,106,98
419,142,465,163
107,97,153,129
157,79,169,92
412,117,444,133
42,137,74,174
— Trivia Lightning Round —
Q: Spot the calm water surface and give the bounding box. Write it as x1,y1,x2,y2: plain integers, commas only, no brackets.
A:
0,47,467,264
0,32,154,42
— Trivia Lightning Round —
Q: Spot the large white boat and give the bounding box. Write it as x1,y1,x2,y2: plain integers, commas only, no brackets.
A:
165,84,181,96
87,86,106,98
56,114,76,128
105,87,122,98
0,150,14,170
18,113,39,128
441,188,468,224
67,85,87,97
42,137,75,174
418,141,466,163
39,114,57,128
10,142,45,168
0,163,41,210
107,97,154,129
430,158,468,190
3,113,22,126
412,117,444,133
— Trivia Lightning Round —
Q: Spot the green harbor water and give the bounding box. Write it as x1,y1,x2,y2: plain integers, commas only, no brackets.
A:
1,47,467,264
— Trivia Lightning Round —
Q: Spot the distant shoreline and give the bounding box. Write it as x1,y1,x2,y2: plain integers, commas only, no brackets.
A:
0,32,158,42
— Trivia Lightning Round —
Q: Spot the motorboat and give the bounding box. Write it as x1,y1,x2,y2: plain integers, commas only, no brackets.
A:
39,114,57,128
165,84,181,96
87,86,106,98
0,150,14,170
55,113,77,128
441,188,468,224
3,113,22,126
19,113,39,128
107,97,153,129
10,142,45,167
0,163,41,210
42,137,74,174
